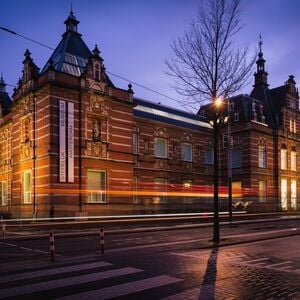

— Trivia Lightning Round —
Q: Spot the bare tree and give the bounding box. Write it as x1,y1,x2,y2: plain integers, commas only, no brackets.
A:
166,0,256,243
166,0,255,111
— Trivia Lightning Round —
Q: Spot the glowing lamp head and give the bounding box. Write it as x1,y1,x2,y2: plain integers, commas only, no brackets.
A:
215,97,223,108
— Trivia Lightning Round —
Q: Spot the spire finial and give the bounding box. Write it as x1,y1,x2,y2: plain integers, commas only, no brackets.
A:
259,34,263,54
71,2,73,14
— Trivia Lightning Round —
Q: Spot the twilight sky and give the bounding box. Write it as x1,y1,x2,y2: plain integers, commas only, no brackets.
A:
0,0,299,111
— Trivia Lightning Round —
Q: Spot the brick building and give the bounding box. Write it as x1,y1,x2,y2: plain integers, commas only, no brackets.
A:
0,11,299,218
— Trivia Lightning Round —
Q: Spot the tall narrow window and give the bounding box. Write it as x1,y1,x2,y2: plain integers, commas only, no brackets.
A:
23,170,31,204
0,181,7,205
154,178,167,203
87,170,106,203
258,181,267,202
280,148,287,170
232,148,242,168
182,143,192,161
291,151,297,171
258,145,267,168
94,63,100,81
133,132,138,155
291,180,297,209
204,147,214,164
155,138,167,158
183,180,193,203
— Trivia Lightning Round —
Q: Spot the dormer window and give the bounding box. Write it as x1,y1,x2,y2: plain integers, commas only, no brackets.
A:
259,105,263,114
253,113,257,122
94,64,100,81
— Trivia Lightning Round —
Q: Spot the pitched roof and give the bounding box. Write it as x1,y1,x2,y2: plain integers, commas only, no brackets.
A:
41,11,92,76
42,31,91,76
134,97,211,131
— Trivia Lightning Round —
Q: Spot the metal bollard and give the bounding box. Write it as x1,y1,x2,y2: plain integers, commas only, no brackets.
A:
49,232,55,262
100,227,104,255
2,221,6,238
1,219,5,238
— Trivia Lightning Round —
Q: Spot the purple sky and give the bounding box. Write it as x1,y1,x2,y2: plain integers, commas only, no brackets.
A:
1,0,299,110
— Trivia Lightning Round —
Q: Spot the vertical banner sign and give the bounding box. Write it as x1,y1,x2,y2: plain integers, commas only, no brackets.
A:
67,102,74,182
59,100,66,182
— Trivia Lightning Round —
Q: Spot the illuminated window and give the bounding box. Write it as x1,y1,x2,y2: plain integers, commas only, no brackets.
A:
258,145,267,168
280,148,287,170
258,181,267,202
154,178,167,203
291,151,297,171
87,170,106,203
155,138,167,158
0,181,7,205
291,180,297,209
204,147,213,164
183,180,193,203
182,143,192,161
23,170,31,204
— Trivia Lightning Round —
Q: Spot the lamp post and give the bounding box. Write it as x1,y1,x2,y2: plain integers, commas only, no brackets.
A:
207,97,223,243
227,99,233,222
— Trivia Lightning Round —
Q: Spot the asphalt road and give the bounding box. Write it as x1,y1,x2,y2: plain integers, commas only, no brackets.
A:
0,217,299,299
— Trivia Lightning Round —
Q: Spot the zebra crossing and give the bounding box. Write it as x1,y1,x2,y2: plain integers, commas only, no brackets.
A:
0,259,185,299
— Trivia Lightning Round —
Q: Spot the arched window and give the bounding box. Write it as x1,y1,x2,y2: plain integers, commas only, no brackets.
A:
258,139,267,168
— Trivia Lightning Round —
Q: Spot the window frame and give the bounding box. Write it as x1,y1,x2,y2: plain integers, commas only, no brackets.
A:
258,145,267,168
181,143,192,162
291,151,297,171
204,147,214,164
86,170,107,204
280,148,288,170
0,181,7,206
23,170,32,204
232,147,242,168
154,137,167,158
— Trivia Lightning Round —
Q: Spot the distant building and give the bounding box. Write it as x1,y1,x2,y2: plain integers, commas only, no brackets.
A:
0,11,299,218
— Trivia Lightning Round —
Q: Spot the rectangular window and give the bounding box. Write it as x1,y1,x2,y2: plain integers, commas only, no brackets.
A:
87,170,106,203
258,181,267,202
280,149,287,170
23,170,31,204
232,148,242,168
182,143,192,161
154,178,167,203
155,138,167,158
234,113,239,121
183,180,193,203
0,181,7,205
133,177,138,204
258,146,267,168
291,180,297,209
291,151,297,171
133,133,138,155
204,147,214,164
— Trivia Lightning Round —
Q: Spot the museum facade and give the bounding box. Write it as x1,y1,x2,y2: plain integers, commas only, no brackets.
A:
0,11,299,218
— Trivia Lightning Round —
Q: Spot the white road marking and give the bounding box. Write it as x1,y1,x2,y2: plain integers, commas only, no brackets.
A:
57,275,183,300
0,261,112,284
265,261,293,268
245,257,269,263
0,267,143,299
